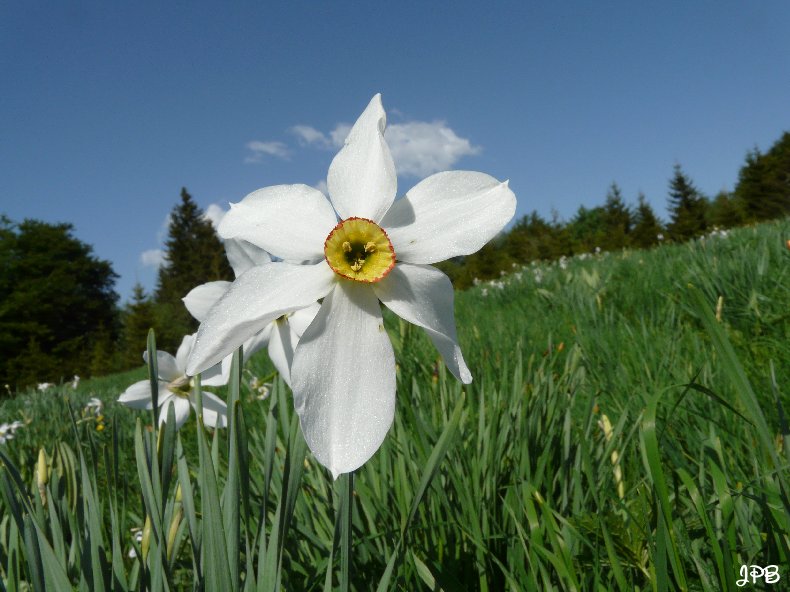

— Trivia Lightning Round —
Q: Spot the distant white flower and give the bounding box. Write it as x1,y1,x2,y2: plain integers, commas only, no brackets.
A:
71,375,80,389
187,94,516,477
657,233,664,241
595,246,601,255
559,256,568,270
0,420,24,444
118,335,228,429
183,238,320,387
37,382,53,392
84,397,103,416
128,527,143,559
249,375,272,400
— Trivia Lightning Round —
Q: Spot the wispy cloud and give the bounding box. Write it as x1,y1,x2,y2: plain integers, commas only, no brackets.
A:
140,249,165,268
203,203,226,229
386,121,481,178
156,213,171,243
291,125,332,148
293,117,480,178
244,140,290,163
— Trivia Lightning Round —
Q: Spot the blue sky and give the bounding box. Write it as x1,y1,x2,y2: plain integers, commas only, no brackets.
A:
2,1,789,302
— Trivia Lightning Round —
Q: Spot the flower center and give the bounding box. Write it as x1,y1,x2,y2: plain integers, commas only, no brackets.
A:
324,217,395,282
167,375,193,398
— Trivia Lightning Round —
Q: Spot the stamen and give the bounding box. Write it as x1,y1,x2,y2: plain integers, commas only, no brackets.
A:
324,217,396,283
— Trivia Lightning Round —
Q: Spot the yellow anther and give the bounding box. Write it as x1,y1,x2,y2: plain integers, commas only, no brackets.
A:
324,217,396,283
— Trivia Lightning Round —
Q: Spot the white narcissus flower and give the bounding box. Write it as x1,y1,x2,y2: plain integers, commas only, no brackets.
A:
187,94,516,477
119,334,228,429
183,238,320,387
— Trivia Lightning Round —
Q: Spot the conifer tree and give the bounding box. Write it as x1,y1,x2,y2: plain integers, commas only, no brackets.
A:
601,182,633,250
631,193,664,249
568,205,606,253
120,283,157,368
154,188,233,351
708,190,744,229
666,164,708,241
734,134,790,222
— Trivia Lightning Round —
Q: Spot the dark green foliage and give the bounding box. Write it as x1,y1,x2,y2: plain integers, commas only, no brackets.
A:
630,193,664,249
504,211,569,263
734,133,790,222
600,182,633,250
567,205,607,253
708,190,745,228
154,188,233,351
119,283,156,369
666,164,709,241
0,216,119,390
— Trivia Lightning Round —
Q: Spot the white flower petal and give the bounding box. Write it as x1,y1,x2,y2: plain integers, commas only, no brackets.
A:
291,281,396,478
224,238,271,277
159,396,191,429
174,335,196,373
268,319,296,387
187,262,336,376
118,380,162,410
218,184,337,262
199,360,229,387
374,263,472,383
381,171,516,264
194,390,228,428
327,94,396,222
142,351,181,383
218,324,273,386
183,281,232,322
287,302,322,337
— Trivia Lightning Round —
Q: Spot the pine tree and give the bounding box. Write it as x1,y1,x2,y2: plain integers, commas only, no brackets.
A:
734,134,790,222
631,193,664,249
601,182,633,250
120,283,157,368
708,190,744,229
154,188,233,351
666,164,708,241
568,205,606,253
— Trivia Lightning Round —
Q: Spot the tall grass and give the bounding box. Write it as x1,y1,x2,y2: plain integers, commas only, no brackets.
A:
1,219,788,590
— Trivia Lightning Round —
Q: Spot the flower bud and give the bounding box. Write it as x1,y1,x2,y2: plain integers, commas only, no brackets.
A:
36,447,48,505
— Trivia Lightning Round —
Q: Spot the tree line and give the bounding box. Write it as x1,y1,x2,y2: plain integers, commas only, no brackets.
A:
1,131,789,391
0,188,231,391
438,132,790,288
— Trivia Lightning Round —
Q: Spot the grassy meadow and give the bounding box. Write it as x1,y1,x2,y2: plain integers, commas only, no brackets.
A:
1,218,789,591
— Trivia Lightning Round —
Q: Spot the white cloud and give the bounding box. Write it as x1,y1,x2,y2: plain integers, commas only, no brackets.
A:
385,121,481,178
330,123,352,148
313,179,329,195
203,203,226,229
244,140,290,163
291,125,332,148
289,123,351,150
294,118,480,178
141,249,165,268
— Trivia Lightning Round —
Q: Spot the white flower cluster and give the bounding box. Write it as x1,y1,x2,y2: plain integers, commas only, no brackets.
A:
0,420,25,444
